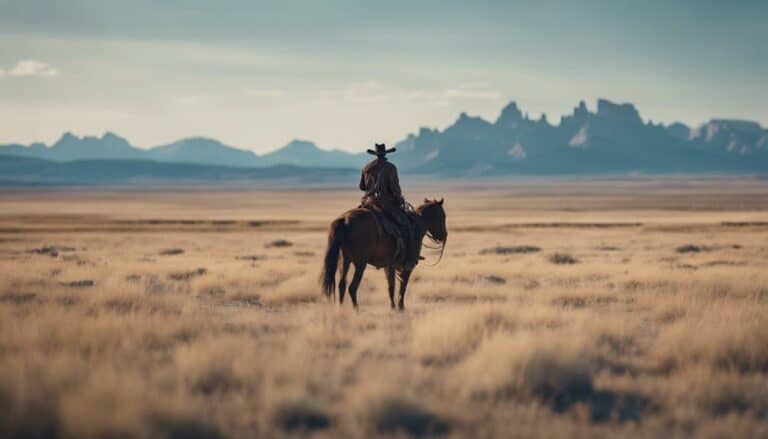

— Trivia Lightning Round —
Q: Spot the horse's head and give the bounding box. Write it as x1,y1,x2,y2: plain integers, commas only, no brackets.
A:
416,198,447,243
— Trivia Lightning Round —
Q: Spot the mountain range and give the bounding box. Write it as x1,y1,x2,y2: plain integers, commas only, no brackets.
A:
394,100,768,175
0,155,358,186
0,135,366,169
2,99,767,178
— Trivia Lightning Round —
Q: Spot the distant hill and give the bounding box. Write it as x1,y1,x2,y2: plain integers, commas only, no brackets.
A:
0,155,357,186
259,139,366,168
1,99,767,176
0,134,361,169
147,137,261,167
1,132,145,161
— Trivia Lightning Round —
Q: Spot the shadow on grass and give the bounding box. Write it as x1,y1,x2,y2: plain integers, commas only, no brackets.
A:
152,415,224,439
273,400,331,433
369,398,451,436
532,370,651,422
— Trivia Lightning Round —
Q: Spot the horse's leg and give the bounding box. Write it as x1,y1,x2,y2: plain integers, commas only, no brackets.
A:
348,262,366,309
338,255,351,305
397,269,412,311
385,266,396,309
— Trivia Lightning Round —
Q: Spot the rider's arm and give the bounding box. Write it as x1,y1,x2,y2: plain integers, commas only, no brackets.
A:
389,166,404,203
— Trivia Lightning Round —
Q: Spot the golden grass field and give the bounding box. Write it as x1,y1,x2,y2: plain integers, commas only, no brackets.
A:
1,179,768,438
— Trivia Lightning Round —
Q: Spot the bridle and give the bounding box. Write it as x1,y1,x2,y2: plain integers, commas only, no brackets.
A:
417,202,446,266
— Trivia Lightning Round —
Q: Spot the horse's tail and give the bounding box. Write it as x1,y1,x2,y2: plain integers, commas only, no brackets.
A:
321,217,346,298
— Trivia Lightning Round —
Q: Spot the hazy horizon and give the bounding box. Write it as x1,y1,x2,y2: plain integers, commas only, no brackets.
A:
1,0,766,153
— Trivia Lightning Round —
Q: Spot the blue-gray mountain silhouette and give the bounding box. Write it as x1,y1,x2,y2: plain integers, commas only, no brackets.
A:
147,137,260,167
2,99,767,176
259,140,366,168
2,132,145,161
0,134,357,169
393,99,768,175
0,155,357,186
688,120,768,155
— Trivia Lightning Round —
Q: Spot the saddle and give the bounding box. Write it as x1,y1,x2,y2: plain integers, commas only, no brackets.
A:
359,202,409,265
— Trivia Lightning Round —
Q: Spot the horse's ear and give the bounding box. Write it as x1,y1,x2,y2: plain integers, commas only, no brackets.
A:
424,198,429,204
439,198,444,205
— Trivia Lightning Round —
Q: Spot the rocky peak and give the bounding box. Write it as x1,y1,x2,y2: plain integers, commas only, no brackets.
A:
560,100,591,127
691,119,761,141
100,132,134,148
56,132,79,145
666,122,691,140
446,112,493,136
596,99,642,125
690,119,766,154
102,131,125,141
575,100,588,117
418,127,438,137
496,101,523,126
705,119,761,134
281,139,320,152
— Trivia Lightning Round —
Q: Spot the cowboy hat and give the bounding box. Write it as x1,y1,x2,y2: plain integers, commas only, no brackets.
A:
366,143,396,157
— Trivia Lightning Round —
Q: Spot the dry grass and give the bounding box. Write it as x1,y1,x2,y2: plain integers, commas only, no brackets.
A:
549,252,579,264
1,182,768,437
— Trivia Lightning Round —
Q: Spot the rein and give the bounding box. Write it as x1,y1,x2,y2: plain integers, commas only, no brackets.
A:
421,230,446,266
408,199,447,267
419,217,446,266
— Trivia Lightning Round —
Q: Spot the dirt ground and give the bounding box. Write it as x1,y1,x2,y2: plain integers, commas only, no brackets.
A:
1,179,767,438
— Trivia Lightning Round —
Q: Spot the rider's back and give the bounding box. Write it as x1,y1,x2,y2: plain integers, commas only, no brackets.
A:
357,144,419,268
360,157,402,202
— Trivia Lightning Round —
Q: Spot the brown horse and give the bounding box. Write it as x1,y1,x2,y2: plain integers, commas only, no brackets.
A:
321,198,447,310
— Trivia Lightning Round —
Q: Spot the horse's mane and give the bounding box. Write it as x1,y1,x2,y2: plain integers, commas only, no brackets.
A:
415,198,443,214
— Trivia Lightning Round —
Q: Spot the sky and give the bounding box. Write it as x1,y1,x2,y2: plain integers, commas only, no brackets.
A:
0,0,766,153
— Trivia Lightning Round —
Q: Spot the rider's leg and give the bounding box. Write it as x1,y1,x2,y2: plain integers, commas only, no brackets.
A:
394,212,419,267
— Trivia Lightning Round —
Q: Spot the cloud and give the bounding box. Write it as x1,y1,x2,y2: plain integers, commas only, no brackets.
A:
457,81,491,89
401,90,435,100
243,88,283,97
392,84,502,113
442,87,501,100
404,83,503,101
335,80,502,105
342,80,392,103
0,60,59,78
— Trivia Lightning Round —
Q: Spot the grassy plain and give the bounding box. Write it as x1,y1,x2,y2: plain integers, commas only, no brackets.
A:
1,179,767,438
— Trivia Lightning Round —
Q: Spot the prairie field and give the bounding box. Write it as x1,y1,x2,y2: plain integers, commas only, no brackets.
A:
1,180,768,438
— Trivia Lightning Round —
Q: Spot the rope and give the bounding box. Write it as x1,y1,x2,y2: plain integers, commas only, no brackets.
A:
420,233,446,266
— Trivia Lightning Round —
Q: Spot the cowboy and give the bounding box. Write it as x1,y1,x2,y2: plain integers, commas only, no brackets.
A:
359,143,418,267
